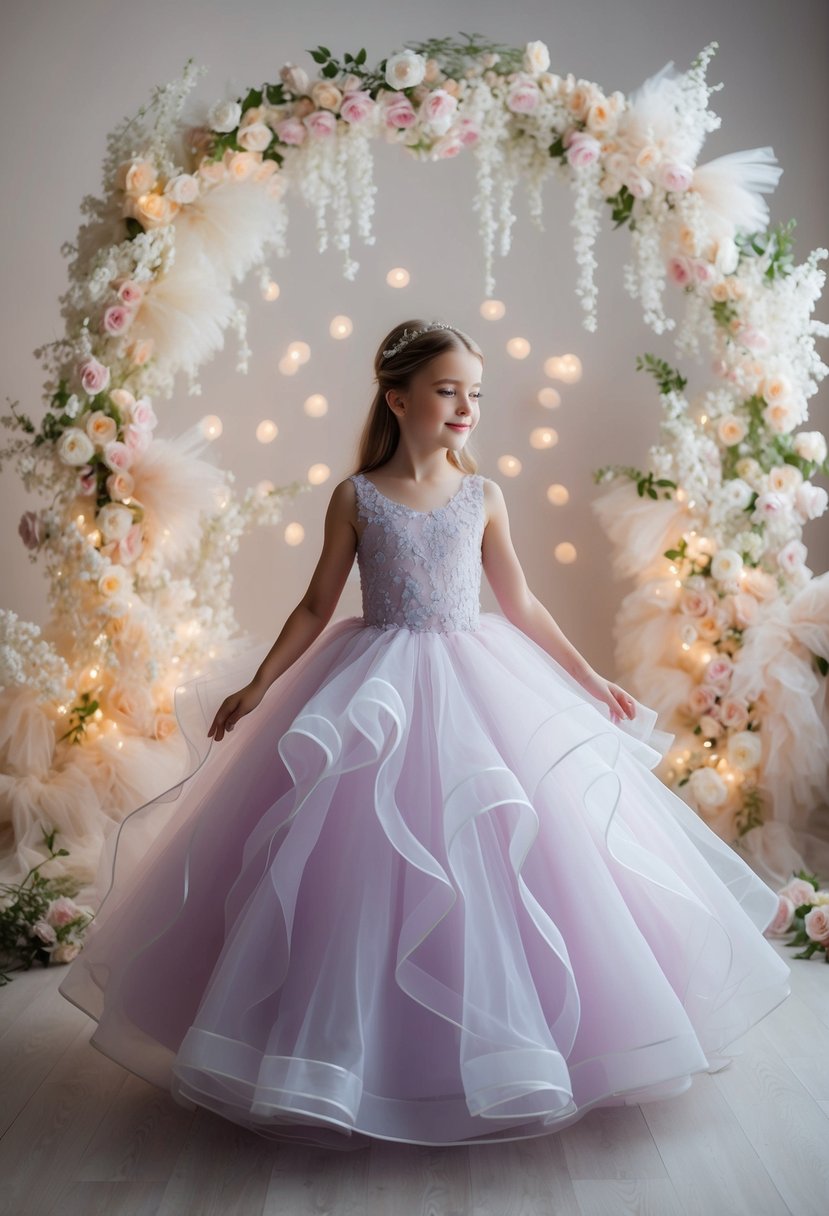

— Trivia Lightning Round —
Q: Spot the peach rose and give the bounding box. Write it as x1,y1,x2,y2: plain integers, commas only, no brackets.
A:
134,192,179,230
224,150,259,180
125,338,154,366
52,942,82,964
763,400,799,435
760,375,792,405
198,160,226,184
97,563,131,598
106,469,134,501
97,502,133,542
310,81,343,111
117,159,157,195
237,122,273,153
717,415,747,446
280,64,310,95
85,410,117,446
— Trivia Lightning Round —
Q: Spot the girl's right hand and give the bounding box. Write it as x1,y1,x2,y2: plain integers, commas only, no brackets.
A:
207,680,266,742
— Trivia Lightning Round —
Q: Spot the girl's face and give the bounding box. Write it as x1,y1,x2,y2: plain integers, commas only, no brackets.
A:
386,346,483,450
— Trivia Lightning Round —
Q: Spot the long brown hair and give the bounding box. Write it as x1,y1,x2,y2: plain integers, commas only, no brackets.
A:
352,320,484,475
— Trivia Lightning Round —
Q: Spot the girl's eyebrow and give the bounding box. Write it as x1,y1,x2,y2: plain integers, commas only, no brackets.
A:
432,378,482,386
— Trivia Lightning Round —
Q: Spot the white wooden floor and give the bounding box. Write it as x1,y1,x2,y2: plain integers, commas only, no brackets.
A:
0,937,827,1216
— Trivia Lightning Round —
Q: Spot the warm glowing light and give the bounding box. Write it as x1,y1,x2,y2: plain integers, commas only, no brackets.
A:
287,341,311,364
530,427,558,450
555,541,577,564
703,740,712,748
480,299,506,320
93,708,103,721
256,419,278,443
262,280,280,302
676,488,686,503
284,522,305,546
88,667,99,680
547,484,569,506
544,354,582,383
330,315,353,338
199,414,223,439
496,455,522,476
57,705,67,715
307,463,330,486
507,337,530,359
681,642,690,651
88,530,101,546
537,387,561,409
675,579,681,587
278,355,299,375
76,514,85,526
386,268,410,288
304,394,328,418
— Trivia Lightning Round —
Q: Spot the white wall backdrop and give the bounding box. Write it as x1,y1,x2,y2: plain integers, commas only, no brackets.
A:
2,0,827,677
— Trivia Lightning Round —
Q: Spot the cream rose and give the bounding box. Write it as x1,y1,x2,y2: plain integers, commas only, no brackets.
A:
106,469,134,501
795,482,828,521
310,81,343,111
523,40,551,75
97,502,133,542
134,192,179,230
742,567,779,601
279,64,310,96
763,400,799,435
689,684,718,715
52,942,82,964
768,464,802,495
97,563,131,598
717,415,747,446
719,697,750,730
208,99,242,133
57,427,95,467
776,538,807,574
85,410,117,446
117,159,157,195
726,729,762,770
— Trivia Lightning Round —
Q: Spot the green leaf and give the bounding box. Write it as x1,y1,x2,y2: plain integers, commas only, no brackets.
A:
322,61,339,78
356,48,367,65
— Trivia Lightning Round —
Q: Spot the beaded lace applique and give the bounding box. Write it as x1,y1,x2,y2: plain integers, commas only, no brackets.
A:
350,472,485,633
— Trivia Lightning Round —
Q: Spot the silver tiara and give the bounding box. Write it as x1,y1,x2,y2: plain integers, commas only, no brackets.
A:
381,321,470,360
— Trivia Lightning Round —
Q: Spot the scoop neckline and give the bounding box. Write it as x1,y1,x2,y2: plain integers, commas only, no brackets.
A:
357,471,473,516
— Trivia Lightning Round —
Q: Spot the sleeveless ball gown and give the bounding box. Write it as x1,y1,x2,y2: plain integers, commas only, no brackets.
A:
58,470,792,1150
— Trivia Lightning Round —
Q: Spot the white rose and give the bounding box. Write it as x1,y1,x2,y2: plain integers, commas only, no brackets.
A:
523,40,551,75
711,548,743,582
721,478,754,510
689,766,729,808
384,49,427,91
207,99,242,133
699,713,723,738
776,538,807,574
735,457,761,483
768,464,802,495
57,427,95,467
793,431,827,464
97,563,131,598
726,729,762,770
97,502,133,542
795,482,828,521
279,63,310,95
713,236,739,275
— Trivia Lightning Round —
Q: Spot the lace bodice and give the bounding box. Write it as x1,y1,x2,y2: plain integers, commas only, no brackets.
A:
350,471,486,633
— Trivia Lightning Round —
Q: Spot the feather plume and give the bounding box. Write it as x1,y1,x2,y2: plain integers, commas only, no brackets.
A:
173,176,288,285
692,147,782,238
128,425,227,564
621,61,705,165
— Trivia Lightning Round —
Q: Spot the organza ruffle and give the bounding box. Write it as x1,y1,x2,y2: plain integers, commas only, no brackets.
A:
59,612,791,1150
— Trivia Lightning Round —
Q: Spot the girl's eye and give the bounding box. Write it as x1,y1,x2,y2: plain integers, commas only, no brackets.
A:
438,389,483,399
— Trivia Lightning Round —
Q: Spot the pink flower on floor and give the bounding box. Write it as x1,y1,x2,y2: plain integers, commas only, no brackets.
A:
804,906,829,944
765,894,795,936
46,897,83,928
780,878,817,908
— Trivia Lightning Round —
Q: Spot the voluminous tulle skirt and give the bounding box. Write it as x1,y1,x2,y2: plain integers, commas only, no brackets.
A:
59,612,791,1150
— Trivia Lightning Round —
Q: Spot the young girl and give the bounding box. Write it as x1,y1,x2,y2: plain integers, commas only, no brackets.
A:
59,319,791,1152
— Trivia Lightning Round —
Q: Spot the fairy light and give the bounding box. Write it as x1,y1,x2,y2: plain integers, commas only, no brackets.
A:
555,541,577,564
330,315,353,338
538,387,561,408
480,299,506,320
304,394,328,418
386,268,410,288
262,280,280,302
278,355,299,375
285,522,305,546
497,455,522,476
287,341,310,364
507,337,531,359
530,427,558,449
547,484,569,505
307,463,330,486
256,420,278,443
199,415,223,439
544,354,582,382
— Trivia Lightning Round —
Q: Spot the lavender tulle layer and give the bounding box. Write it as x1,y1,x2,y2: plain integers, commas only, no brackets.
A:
58,612,791,1150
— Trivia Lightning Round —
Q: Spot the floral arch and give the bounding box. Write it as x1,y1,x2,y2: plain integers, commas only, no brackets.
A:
1,34,828,934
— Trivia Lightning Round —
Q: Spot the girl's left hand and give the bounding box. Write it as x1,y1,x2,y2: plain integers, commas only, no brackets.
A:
580,671,637,724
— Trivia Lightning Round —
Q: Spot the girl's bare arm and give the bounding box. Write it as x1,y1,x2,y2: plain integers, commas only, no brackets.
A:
250,478,359,693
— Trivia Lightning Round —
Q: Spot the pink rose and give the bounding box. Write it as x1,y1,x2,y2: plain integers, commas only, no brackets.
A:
624,169,653,199
303,110,337,138
421,88,458,132
706,655,734,686
131,398,158,430
78,357,111,396
101,305,134,336
114,278,145,306
780,878,816,908
565,131,601,168
688,684,718,715
507,80,541,114
340,90,375,125
46,896,82,928
237,122,273,153
431,131,464,159
275,117,307,145
115,522,144,565
102,440,133,472
765,895,795,937
32,920,57,945
18,510,45,550
719,698,749,731
679,587,714,617
658,161,694,192
735,323,770,353
805,907,829,944
668,256,694,287
455,117,480,146
776,538,807,574
77,465,98,495
752,490,788,522
694,260,716,285
383,93,417,128
124,424,152,456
